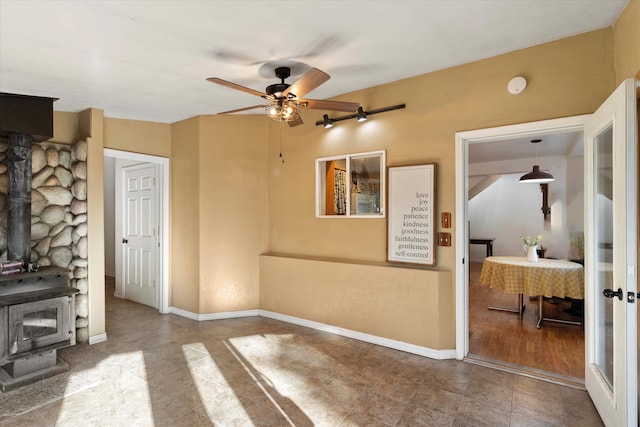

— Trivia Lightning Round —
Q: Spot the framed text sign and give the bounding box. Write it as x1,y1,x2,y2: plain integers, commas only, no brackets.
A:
387,164,436,265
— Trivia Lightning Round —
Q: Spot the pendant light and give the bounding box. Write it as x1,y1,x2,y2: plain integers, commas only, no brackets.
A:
519,139,555,183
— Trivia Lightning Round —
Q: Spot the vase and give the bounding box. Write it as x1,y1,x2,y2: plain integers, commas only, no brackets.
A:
525,245,539,262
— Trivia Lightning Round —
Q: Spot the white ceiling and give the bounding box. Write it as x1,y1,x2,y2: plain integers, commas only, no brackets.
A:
469,130,584,164
0,0,628,125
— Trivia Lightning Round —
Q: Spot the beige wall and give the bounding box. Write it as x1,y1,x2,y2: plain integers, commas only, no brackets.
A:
260,255,454,349
170,116,201,312
262,28,617,350
52,111,79,145
169,115,269,314
104,117,171,157
613,0,640,82
197,116,269,313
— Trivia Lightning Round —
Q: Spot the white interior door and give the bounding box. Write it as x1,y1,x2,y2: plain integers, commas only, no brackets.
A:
120,163,159,308
584,78,638,427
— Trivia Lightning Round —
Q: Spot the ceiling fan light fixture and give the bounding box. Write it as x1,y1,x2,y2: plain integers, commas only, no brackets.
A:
266,104,278,116
265,100,300,122
323,114,334,128
519,165,555,183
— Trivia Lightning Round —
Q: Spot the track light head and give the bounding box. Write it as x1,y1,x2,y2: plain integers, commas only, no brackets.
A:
323,114,333,128
356,106,367,122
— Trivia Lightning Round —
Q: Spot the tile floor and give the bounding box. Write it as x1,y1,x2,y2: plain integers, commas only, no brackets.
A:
0,283,604,426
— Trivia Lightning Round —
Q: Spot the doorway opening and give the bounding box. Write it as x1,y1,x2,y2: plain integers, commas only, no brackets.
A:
103,149,169,313
455,115,590,385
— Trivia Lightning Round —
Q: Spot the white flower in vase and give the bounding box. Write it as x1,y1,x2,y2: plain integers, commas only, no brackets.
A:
521,234,542,247
520,234,542,262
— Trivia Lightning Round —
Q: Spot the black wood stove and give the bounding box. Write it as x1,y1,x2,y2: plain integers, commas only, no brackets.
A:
0,268,78,392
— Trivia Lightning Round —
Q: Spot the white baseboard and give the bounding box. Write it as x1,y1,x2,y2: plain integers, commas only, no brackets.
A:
259,310,456,360
89,333,107,345
169,306,259,321
165,306,455,360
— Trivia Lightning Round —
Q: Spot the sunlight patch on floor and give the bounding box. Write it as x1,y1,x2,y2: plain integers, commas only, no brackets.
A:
182,341,255,422
56,351,153,425
224,339,298,426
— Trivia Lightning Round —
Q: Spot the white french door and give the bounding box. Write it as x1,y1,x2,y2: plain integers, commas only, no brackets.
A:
584,78,638,427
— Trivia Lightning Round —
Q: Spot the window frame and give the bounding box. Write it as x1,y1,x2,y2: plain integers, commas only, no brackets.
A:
315,150,386,218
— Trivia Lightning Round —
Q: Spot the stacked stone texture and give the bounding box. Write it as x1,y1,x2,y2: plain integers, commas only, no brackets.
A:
0,140,89,343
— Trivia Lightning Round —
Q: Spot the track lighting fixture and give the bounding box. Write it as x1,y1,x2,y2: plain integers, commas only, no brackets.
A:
356,106,367,122
315,104,406,127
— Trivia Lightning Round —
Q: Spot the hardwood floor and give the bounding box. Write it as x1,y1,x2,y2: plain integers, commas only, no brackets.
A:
469,261,585,379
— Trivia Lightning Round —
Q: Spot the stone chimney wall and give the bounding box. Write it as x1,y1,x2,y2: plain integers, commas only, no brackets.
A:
0,140,89,343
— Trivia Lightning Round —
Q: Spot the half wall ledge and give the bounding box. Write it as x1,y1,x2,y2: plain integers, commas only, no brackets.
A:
259,253,455,353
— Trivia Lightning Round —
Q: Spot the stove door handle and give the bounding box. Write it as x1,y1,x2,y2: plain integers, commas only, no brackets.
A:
11,321,21,354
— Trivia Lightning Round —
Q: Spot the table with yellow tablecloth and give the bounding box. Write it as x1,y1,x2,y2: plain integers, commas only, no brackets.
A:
479,256,584,327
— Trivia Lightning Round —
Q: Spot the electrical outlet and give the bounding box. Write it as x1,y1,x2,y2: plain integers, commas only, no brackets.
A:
438,232,451,246
441,212,451,228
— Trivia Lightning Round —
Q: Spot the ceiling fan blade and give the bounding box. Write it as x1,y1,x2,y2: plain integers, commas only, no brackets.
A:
301,99,359,112
206,77,265,98
283,68,330,98
218,104,267,115
288,116,304,127
297,35,343,59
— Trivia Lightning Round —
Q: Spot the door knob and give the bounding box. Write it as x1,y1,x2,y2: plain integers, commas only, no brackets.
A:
603,288,623,300
122,238,128,244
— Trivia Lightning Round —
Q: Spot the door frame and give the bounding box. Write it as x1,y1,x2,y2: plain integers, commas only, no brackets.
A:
454,114,590,359
104,148,170,314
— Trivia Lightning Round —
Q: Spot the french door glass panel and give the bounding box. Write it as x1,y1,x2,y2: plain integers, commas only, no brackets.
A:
593,125,613,390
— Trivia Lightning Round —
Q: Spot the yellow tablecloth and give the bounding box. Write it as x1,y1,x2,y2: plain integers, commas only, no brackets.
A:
480,256,584,299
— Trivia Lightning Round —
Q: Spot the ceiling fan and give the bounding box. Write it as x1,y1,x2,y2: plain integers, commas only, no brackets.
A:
206,66,359,127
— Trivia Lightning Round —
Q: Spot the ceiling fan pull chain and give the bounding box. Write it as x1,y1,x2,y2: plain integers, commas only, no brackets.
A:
279,120,285,163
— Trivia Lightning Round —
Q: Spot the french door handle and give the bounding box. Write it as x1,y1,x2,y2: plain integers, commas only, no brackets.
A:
602,288,623,300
